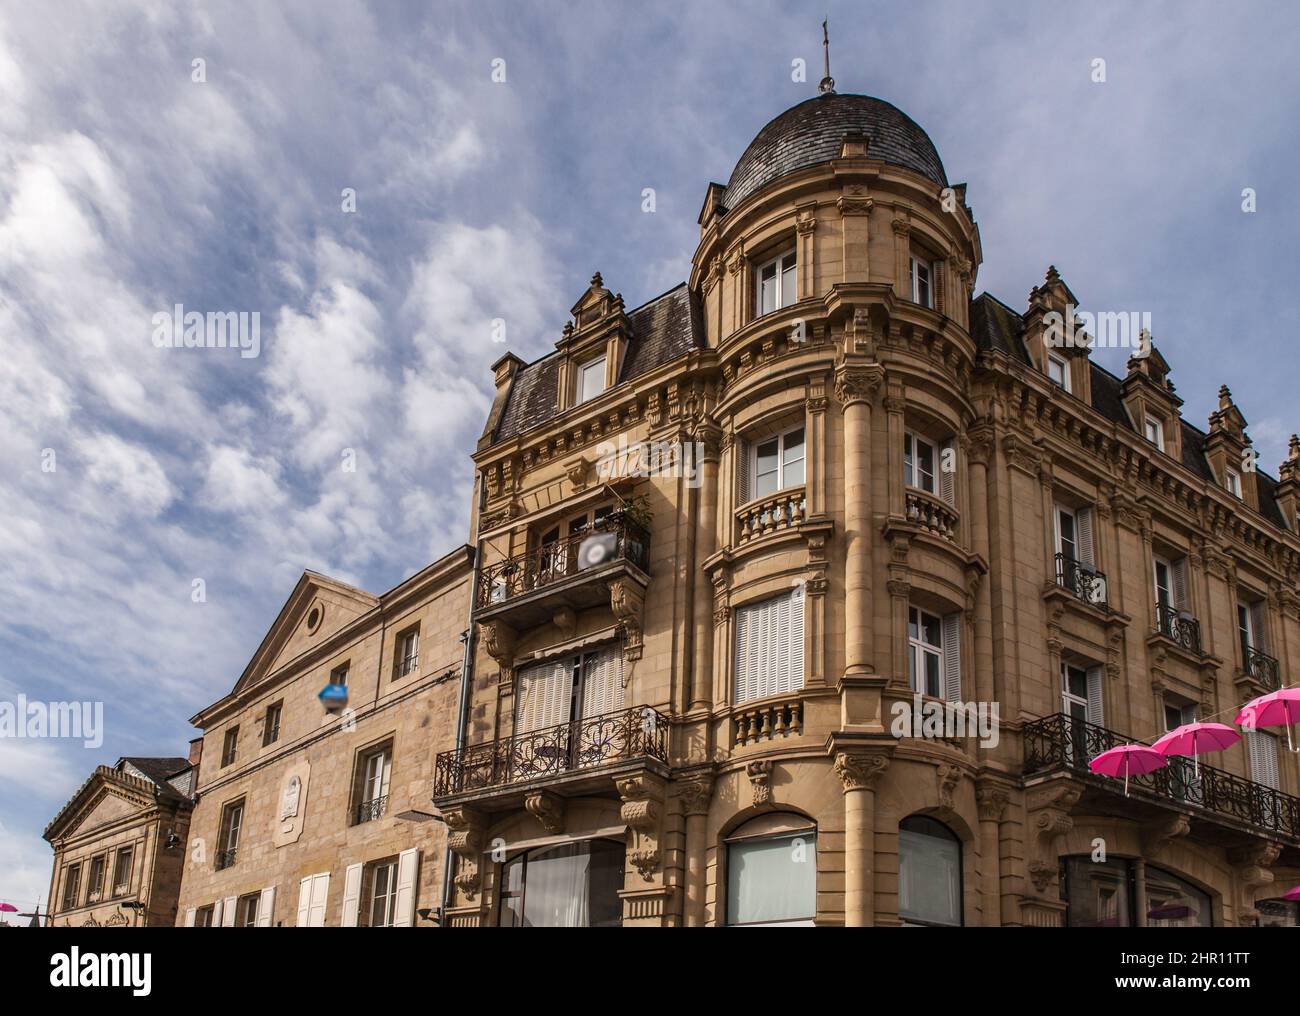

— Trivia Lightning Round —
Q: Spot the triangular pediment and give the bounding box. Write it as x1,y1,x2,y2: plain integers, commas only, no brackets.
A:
230,571,378,696
45,767,157,842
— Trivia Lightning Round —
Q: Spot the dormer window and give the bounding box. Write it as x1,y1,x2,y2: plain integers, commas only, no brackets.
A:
1144,416,1165,451
909,255,932,308
1226,469,1243,498
1047,354,1070,393
755,248,797,317
577,356,607,405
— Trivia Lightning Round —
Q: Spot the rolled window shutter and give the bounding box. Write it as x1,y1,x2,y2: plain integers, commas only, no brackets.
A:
296,878,312,926
941,612,962,701
1085,667,1104,726
1172,559,1189,610
184,907,196,927
939,438,955,505
256,886,275,927
221,895,237,927
1077,507,1095,567
341,862,363,927
1247,731,1279,790
737,439,752,504
393,848,419,928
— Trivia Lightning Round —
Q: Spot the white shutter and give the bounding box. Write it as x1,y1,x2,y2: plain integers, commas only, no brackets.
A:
941,612,962,701
296,877,312,926
307,872,330,927
1247,731,1280,790
256,886,275,927
786,586,805,694
737,439,752,504
341,862,364,927
734,591,803,704
938,438,955,505
393,849,419,928
580,646,624,719
220,895,236,927
1085,667,1104,726
183,907,196,927
733,601,751,704
1171,558,1189,610
515,659,573,734
1250,602,1267,651
1077,507,1095,568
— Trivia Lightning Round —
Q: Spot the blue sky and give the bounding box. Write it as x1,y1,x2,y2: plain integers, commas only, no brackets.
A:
2,0,1298,912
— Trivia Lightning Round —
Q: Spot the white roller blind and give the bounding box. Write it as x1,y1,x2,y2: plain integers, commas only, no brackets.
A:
939,438,955,505
256,886,275,928
1247,730,1280,790
393,848,419,928
220,895,236,927
733,590,805,704
941,612,962,701
1077,507,1095,568
515,659,573,734
183,907,196,927
341,862,364,927
580,646,624,719
1085,667,1104,726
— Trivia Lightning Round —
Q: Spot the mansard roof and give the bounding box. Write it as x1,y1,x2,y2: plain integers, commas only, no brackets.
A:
492,282,704,443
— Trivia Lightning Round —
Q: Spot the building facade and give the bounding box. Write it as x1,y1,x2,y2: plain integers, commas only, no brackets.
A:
432,88,1300,928
44,756,195,927
173,548,472,926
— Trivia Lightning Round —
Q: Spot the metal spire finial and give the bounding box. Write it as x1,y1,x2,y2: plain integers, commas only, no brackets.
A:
818,18,835,95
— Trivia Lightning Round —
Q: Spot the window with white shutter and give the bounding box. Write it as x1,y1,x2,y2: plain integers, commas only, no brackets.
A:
1246,730,1280,790
515,659,574,734
393,848,419,928
733,589,805,704
1085,666,1105,727
1076,507,1095,568
579,646,624,719
341,862,364,927
938,438,955,506
256,886,276,927
941,612,962,701
296,872,330,927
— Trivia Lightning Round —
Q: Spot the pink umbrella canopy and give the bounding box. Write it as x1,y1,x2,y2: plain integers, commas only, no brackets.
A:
0,903,16,913
1283,885,1300,902
1235,688,1300,750
1152,722,1241,777
1090,744,1167,796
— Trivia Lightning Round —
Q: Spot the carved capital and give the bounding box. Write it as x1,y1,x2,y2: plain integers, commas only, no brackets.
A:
833,364,884,408
833,751,890,792
976,784,1010,823
676,774,714,817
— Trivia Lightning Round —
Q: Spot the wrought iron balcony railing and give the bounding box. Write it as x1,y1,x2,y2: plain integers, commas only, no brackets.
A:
1024,712,1300,842
434,704,669,797
1054,553,1110,610
1155,602,1202,653
476,519,650,611
215,847,238,870
353,795,388,825
1243,646,1281,691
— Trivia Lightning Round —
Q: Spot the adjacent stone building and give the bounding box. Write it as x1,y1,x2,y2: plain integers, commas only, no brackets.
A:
173,548,473,926
44,756,195,927
433,86,1300,927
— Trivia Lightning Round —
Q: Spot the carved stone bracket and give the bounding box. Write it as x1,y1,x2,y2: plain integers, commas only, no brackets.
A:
936,762,962,810
1025,782,1081,894
443,805,487,899
609,577,646,661
524,790,565,834
617,773,666,882
1141,813,1190,856
746,759,774,808
1230,841,1282,926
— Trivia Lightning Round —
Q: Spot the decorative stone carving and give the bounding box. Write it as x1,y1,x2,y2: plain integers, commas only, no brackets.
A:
976,784,1010,823
833,364,884,407
1025,782,1081,894
676,774,714,817
1230,841,1282,926
936,763,962,809
833,751,890,792
443,806,487,899
746,759,774,807
524,790,565,834
609,577,646,661
1141,813,1190,856
564,455,590,491
616,774,666,881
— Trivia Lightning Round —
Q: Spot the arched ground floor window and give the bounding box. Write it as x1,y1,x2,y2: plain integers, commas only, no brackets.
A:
725,813,817,926
899,815,963,926
1060,856,1212,927
498,838,624,928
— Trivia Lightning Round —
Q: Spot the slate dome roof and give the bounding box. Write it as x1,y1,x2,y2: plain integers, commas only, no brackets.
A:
722,93,948,210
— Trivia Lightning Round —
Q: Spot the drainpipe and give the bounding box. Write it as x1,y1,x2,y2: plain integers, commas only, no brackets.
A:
440,470,484,925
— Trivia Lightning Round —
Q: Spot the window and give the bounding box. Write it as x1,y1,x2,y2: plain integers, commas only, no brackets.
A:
733,589,804,705
1054,503,1097,596
396,627,419,678
576,356,606,405
1144,866,1212,927
1258,899,1300,927
909,255,932,308
755,248,797,317
515,644,624,735
903,432,936,493
1055,505,1078,563
111,847,133,896
61,863,82,910
354,743,392,824
221,726,239,767
499,839,625,927
331,662,349,686
725,814,817,927
217,799,243,870
236,892,261,927
1226,469,1243,498
745,425,805,502
1164,700,1196,732
1238,599,1265,659
1246,729,1280,790
899,816,962,926
1153,555,1189,611
262,701,282,746
195,904,215,927
363,858,399,927
908,607,942,698
1047,354,1070,392
87,854,106,903
1144,415,1165,450
1062,661,1104,741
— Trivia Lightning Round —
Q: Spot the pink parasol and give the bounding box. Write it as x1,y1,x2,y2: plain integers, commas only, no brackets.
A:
1283,885,1300,902
0,903,16,913
1152,722,1241,778
1089,744,1166,796
1235,687,1300,750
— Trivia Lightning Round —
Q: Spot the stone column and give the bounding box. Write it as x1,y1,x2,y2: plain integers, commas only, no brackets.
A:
690,429,720,711
677,775,713,927
976,784,1009,926
834,750,890,926
1133,857,1147,928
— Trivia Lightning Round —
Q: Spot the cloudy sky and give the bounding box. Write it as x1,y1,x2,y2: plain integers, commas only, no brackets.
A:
2,0,1298,913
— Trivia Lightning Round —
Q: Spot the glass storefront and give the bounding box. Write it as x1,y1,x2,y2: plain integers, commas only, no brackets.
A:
1062,856,1211,927
498,838,624,927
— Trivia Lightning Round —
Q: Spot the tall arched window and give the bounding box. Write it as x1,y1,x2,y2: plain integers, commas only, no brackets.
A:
725,813,817,926
898,815,962,926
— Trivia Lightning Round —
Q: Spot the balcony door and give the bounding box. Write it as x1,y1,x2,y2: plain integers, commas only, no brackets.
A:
514,646,625,774
1061,662,1102,765
535,505,614,586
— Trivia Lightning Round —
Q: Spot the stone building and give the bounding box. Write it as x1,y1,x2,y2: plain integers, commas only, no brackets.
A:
173,548,472,926
44,756,195,927
432,85,1300,927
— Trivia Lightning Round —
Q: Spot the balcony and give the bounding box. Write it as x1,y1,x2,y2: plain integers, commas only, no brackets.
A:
475,520,649,628
1054,553,1110,611
1024,713,1300,844
1154,602,1202,654
1243,646,1281,691
433,705,669,802
904,488,958,541
352,795,388,826
736,487,806,545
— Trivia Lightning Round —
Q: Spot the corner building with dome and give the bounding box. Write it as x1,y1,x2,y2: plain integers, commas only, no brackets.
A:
439,82,1300,928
